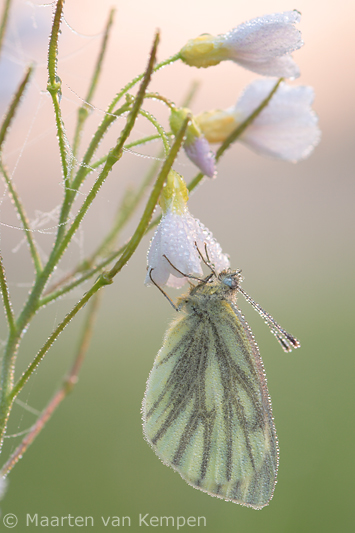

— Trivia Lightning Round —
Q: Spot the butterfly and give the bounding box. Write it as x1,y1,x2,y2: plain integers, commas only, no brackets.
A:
142,265,300,509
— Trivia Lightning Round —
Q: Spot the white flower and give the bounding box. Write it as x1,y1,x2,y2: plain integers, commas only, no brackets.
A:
146,169,229,288
180,11,303,78
145,208,230,288
196,79,321,162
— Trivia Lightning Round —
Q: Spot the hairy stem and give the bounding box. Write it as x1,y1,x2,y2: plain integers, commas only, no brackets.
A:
47,0,69,191
71,9,115,178
9,278,109,405
0,253,15,334
0,65,42,274
0,293,101,478
0,0,12,57
12,115,189,400
1,31,161,427
107,53,181,114
0,65,34,151
107,114,190,280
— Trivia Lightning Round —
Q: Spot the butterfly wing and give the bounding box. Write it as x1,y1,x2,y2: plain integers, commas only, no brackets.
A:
142,301,278,509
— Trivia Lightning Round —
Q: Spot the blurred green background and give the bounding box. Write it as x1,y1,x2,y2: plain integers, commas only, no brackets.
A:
0,0,354,531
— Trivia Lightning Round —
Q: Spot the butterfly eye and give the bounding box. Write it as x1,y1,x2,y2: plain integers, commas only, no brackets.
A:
220,274,238,289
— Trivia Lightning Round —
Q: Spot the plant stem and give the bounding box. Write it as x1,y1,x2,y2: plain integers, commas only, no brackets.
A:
0,65,34,151
47,0,69,191
12,115,189,400
9,278,108,405
0,330,19,451
0,161,42,275
37,81,280,304
107,114,190,280
39,244,126,306
0,293,101,478
0,65,43,274
71,9,115,178
70,102,130,192
40,81,201,301
107,54,181,114
138,108,170,154
144,92,174,109
0,0,12,57
2,30,161,420
49,32,160,272
0,254,15,334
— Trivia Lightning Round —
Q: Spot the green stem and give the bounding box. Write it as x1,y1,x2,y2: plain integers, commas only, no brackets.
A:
0,253,15,334
0,65,42,274
107,114,190,280
144,92,174,109
51,32,160,272
38,123,182,306
47,0,69,191
40,117,190,320
9,278,109,405
2,30,161,415
107,53,181,114
0,0,11,57
39,144,164,305
89,141,163,263
67,43,179,210
77,79,197,177
71,9,115,177
16,8,153,343
9,114,183,399
0,1,68,385
0,161,42,275
0,330,18,450
126,133,168,150
70,103,130,191
84,132,172,171
38,82,200,305
0,293,101,477
0,65,34,151
68,53,180,192
138,108,170,154
39,244,126,306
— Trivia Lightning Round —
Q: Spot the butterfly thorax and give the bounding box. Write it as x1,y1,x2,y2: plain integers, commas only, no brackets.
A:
177,269,243,316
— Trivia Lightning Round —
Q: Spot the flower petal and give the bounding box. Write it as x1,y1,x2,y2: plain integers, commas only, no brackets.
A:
145,209,229,288
194,218,230,273
222,11,303,78
180,11,303,78
235,79,321,161
184,135,217,178
145,210,202,287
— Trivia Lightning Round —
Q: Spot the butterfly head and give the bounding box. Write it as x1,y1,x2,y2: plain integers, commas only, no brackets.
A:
218,269,243,291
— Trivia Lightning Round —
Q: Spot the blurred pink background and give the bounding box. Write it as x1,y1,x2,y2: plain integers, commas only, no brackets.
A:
1,0,353,294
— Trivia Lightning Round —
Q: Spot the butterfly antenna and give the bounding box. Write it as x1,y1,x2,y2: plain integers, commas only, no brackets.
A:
238,286,301,352
194,242,217,277
162,255,206,283
148,268,179,311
